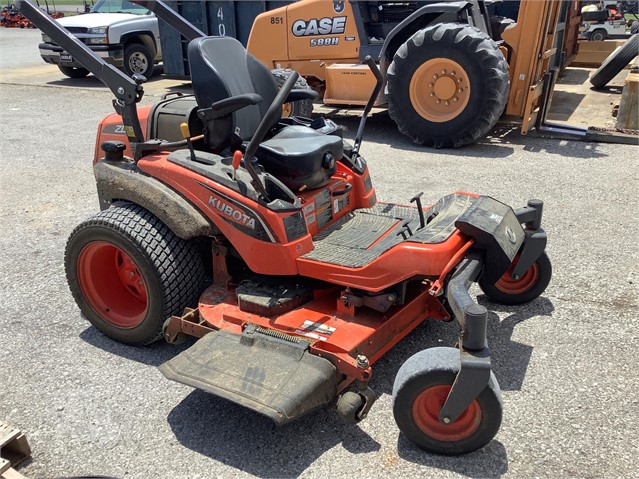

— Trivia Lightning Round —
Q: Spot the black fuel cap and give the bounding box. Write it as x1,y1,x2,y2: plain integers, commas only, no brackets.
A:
101,141,126,161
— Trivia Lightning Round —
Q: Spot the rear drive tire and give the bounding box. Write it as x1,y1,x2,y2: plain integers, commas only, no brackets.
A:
590,34,639,89
393,347,502,455
65,202,207,345
479,251,552,305
58,65,90,78
124,42,154,78
273,68,314,118
386,23,509,148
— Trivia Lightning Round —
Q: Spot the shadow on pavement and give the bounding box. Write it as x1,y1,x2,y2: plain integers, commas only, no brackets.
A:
397,435,509,478
167,389,380,477
481,296,555,391
366,295,553,397
557,67,591,85
546,91,586,121
79,325,192,367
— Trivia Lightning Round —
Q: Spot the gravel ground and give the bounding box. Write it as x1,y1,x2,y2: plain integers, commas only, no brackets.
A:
1,71,638,478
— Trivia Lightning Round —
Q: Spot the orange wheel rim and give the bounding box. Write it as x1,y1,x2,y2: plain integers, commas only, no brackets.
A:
409,58,470,122
413,385,482,441
77,241,148,328
496,258,539,295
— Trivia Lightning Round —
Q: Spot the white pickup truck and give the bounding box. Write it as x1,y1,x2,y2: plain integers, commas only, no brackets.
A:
39,0,161,78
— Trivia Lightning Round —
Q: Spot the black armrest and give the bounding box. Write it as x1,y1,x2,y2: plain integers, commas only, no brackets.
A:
286,89,319,103
202,93,262,120
211,93,262,118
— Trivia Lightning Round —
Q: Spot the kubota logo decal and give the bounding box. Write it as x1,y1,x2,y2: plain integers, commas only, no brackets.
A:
292,16,346,36
208,195,256,229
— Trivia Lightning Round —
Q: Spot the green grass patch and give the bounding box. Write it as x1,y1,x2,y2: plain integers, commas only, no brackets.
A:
46,1,90,5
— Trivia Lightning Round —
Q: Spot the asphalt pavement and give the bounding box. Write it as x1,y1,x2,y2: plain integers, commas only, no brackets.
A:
1,27,638,479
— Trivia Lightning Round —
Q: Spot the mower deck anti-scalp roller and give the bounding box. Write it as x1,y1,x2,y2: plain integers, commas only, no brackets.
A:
16,0,553,456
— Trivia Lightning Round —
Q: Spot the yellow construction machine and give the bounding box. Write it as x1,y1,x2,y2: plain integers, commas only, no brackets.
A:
247,0,590,147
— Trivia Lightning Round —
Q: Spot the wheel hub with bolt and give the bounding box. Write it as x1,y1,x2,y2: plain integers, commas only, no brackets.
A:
128,51,148,74
77,241,148,328
409,58,471,122
412,384,482,442
496,256,540,295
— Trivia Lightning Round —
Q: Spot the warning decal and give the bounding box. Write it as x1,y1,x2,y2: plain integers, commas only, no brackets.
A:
295,320,336,341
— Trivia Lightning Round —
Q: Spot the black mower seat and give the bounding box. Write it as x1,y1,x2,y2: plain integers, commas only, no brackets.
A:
187,36,340,191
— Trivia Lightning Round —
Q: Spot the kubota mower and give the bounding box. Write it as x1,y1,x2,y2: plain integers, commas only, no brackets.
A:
17,0,552,455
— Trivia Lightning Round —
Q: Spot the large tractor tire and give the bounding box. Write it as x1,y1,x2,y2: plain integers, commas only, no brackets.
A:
386,23,510,148
590,34,639,89
65,202,207,345
273,68,314,118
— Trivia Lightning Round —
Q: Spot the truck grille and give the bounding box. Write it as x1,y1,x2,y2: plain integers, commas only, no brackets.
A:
65,27,88,34
45,27,91,47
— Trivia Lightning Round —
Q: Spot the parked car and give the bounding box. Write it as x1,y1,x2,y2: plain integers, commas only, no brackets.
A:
39,0,160,78
580,1,637,40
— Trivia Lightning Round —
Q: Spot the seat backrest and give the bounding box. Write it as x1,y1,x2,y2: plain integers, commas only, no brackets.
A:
187,36,281,148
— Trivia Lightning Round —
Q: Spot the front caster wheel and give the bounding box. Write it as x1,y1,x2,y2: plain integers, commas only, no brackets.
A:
479,251,552,305
336,391,365,425
393,347,502,455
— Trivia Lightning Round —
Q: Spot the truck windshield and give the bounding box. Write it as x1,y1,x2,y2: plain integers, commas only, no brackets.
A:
90,0,150,15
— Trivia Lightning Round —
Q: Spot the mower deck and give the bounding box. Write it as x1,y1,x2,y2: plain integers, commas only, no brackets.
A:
161,273,450,419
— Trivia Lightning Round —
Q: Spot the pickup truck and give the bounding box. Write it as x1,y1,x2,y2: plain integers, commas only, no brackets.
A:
39,0,161,78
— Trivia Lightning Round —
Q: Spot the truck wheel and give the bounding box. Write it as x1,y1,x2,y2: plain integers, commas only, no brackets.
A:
273,68,314,118
386,23,509,148
124,42,154,78
479,251,552,305
589,29,608,42
65,202,206,345
58,65,89,78
393,347,502,455
590,34,639,89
